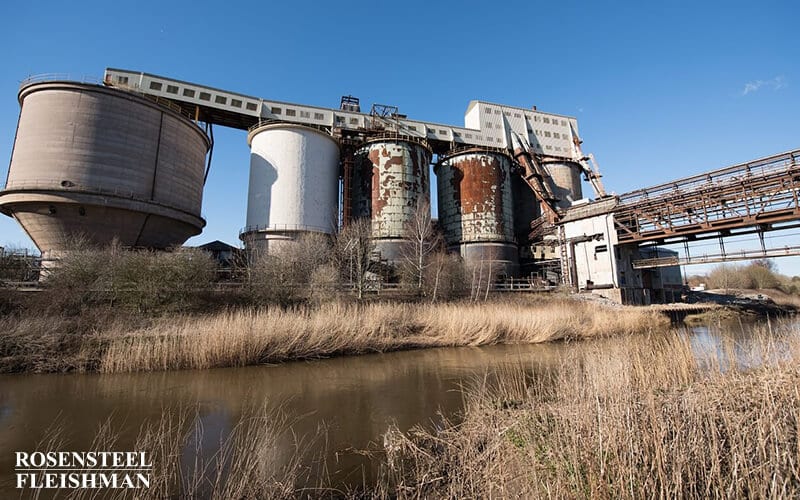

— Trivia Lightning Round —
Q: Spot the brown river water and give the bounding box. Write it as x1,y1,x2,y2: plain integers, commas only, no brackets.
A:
0,320,794,495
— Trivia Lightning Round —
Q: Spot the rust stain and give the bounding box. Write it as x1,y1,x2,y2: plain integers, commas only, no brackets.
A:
438,151,514,245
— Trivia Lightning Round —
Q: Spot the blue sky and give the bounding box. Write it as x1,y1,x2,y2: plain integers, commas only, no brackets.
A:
1,0,798,274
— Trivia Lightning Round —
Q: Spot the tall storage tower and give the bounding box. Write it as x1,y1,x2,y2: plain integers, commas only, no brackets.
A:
352,138,431,262
0,80,210,255
241,123,340,255
435,149,519,277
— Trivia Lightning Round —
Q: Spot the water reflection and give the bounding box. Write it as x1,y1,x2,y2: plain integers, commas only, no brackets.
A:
0,319,796,493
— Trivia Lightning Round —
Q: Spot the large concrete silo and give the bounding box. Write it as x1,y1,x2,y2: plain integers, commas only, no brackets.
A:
241,123,340,255
352,138,431,262
0,81,210,254
543,161,583,209
435,149,519,277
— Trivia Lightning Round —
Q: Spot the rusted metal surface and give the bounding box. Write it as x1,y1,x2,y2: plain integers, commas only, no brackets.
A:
509,132,560,222
353,139,431,240
613,149,800,243
435,150,515,246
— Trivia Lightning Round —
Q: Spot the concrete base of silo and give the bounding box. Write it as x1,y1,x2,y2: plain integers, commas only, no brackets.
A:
453,242,519,279
0,193,204,251
373,239,409,264
240,229,331,262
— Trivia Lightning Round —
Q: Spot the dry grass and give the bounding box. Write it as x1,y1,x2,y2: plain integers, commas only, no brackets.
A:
380,321,800,498
99,298,667,373
31,406,328,499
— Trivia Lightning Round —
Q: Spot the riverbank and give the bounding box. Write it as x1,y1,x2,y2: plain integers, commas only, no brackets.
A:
380,321,800,498
0,296,668,374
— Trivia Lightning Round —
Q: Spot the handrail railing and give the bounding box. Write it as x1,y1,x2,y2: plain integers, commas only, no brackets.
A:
19,73,104,89
240,223,332,234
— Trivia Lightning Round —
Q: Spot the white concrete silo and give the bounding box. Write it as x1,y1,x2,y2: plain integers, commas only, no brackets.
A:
240,123,340,255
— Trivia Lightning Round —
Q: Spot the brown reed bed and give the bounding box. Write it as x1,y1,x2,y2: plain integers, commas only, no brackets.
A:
379,321,800,498
97,298,667,373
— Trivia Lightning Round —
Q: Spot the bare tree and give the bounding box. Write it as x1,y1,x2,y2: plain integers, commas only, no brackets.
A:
399,199,441,293
247,233,332,305
333,218,374,299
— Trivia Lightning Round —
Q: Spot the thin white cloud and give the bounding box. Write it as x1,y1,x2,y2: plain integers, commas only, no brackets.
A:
741,76,787,96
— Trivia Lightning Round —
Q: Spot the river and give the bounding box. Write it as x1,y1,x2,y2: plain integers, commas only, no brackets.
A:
0,320,794,495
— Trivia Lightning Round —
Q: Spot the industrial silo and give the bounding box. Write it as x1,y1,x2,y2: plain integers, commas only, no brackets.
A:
352,138,431,262
0,80,210,255
435,149,519,277
241,123,340,255
543,161,583,209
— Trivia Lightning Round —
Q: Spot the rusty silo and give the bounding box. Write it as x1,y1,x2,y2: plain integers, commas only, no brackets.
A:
352,138,431,261
435,149,519,277
543,161,583,209
0,80,210,255
241,123,340,256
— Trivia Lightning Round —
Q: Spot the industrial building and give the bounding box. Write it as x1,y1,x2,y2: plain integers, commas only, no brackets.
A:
7,69,796,303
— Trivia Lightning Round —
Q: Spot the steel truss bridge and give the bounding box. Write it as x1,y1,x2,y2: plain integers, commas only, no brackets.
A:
563,149,800,269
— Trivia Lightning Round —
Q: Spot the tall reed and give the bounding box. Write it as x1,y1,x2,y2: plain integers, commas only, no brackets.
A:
100,299,667,373
380,321,800,498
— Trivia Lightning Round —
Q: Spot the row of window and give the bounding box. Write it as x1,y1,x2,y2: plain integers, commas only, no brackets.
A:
272,106,326,121
483,106,569,127
147,80,259,111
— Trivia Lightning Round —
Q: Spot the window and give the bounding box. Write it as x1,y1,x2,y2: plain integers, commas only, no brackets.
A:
465,133,473,139
299,110,310,118
561,120,567,126
271,107,282,114
215,96,227,104
285,109,296,116
166,85,178,94
543,117,550,124
199,92,211,101
408,125,417,131
117,76,129,84
595,245,608,253
534,116,540,122
494,109,501,114
553,132,560,139
336,116,345,123
246,102,258,111
439,129,447,135
514,113,521,118
484,107,492,113
149,81,162,91
485,122,492,128
314,112,324,120
544,131,551,137
231,99,242,108
349,117,358,125
183,89,195,98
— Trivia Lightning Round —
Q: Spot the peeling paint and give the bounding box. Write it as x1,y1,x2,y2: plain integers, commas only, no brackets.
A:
353,140,431,239
435,150,515,246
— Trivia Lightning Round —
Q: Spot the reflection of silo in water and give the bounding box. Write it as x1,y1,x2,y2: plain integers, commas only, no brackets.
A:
435,149,519,277
0,81,210,256
352,138,431,262
241,124,340,256
543,161,583,209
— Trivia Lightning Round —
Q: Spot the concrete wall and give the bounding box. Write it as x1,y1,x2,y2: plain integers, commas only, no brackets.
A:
245,124,340,240
0,81,209,251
